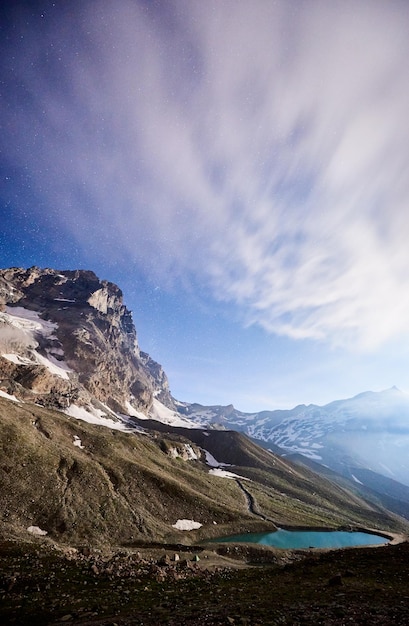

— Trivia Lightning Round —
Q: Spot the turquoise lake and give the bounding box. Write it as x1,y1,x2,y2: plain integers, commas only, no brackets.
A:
214,529,389,549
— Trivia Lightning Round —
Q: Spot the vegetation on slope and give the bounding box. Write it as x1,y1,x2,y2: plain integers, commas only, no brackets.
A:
0,398,258,547
1,397,406,553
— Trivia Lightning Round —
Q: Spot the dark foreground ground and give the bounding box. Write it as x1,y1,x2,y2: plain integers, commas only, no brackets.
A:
1,540,409,625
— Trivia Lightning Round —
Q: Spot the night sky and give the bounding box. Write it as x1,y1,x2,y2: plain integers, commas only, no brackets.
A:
1,0,409,411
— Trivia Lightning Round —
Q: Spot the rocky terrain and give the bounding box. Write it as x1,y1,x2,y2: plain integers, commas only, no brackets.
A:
0,266,174,417
1,538,409,625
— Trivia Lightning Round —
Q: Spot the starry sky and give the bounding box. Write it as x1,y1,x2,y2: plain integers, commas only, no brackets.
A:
1,0,409,412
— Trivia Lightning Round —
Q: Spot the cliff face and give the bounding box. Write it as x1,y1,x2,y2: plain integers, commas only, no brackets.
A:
0,267,174,415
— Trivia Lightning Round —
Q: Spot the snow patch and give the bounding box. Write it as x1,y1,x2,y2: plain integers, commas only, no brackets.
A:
169,444,198,460
150,399,200,428
0,389,21,403
204,450,231,468
2,353,34,365
4,306,57,337
64,404,135,432
351,474,363,485
209,468,249,480
73,435,85,449
49,347,65,357
27,525,47,536
36,352,71,380
125,400,148,420
184,444,198,460
1,307,72,379
172,519,202,531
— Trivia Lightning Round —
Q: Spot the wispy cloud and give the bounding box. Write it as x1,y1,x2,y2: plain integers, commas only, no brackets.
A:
2,0,409,349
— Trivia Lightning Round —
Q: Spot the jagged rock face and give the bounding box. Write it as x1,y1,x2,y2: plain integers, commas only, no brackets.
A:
140,351,175,409
0,266,174,414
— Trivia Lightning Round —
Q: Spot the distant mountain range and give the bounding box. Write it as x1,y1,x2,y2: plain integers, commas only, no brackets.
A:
0,266,408,546
178,387,409,488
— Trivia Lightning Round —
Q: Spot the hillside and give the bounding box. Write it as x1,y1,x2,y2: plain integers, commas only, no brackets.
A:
288,452,409,522
0,396,254,547
0,266,408,551
1,395,407,550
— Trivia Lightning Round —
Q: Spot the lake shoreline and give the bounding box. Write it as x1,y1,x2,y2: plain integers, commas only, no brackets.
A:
206,525,406,551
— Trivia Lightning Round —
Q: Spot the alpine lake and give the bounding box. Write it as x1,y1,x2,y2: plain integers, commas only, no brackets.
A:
213,528,389,549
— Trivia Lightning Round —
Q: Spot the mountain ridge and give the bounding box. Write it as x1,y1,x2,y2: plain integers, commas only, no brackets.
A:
180,387,409,487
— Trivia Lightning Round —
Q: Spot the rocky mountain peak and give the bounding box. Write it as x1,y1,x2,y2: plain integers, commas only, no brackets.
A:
0,266,175,418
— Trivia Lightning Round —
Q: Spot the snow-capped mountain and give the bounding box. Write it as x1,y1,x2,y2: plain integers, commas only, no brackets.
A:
0,266,193,430
179,388,409,487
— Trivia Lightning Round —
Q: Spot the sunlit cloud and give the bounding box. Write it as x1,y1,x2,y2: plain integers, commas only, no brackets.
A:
2,0,409,350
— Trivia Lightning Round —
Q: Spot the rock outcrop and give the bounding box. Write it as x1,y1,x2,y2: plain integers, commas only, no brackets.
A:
0,266,174,416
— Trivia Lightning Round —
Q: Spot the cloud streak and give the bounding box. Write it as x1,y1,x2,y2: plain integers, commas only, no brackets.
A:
2,0,409,349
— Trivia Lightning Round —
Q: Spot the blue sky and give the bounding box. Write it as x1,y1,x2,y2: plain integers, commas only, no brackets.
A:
1,0,409,411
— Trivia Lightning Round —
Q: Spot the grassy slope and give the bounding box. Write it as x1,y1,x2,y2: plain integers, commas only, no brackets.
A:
0,398,255,547
144,425,409,532
287,452,409,521
0,398,407,551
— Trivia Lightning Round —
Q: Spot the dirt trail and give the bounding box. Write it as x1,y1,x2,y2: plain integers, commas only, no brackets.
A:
236,479,276,525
